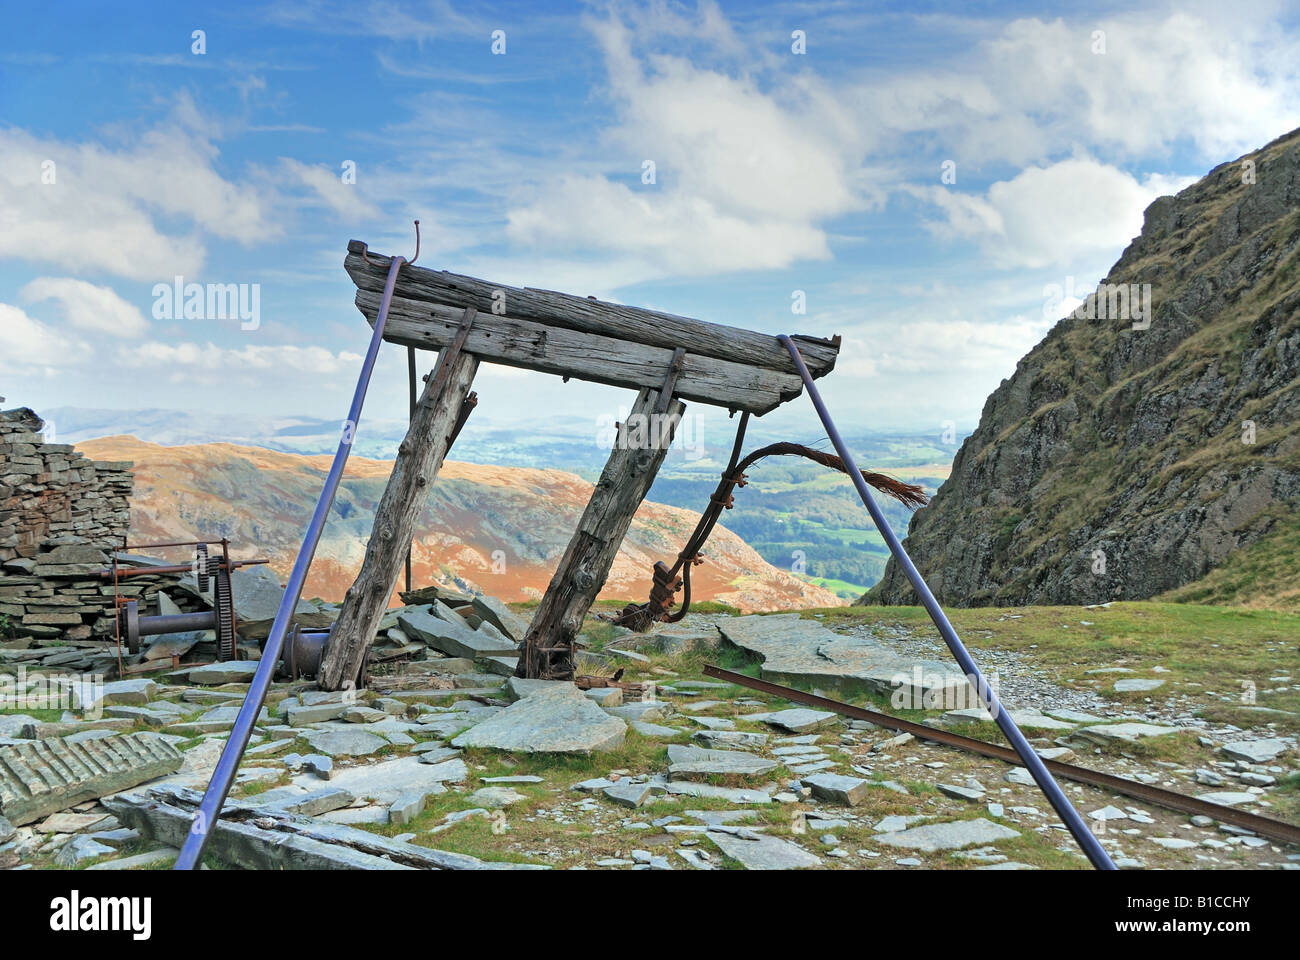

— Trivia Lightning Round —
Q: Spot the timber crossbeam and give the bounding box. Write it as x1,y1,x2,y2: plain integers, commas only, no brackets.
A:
345,240,840,416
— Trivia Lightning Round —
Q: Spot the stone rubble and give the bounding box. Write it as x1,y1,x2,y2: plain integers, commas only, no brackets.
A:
0,585,1295,873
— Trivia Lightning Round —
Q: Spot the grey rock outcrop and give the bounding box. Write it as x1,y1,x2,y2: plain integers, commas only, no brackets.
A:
869,128,1300,606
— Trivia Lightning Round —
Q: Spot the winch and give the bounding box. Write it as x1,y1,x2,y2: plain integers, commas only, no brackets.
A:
103,539,265,661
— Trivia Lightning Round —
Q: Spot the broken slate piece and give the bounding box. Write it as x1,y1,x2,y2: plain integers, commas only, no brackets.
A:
603,781,653,809
451,685,626,754
667,744,778,778
0,733,183,826
757,708,837,733
802,772,871,807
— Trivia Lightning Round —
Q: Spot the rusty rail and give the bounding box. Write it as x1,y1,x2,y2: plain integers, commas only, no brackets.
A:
703,665,1300,847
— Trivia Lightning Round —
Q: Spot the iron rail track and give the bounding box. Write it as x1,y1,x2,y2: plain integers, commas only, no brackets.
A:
703,665,1300,848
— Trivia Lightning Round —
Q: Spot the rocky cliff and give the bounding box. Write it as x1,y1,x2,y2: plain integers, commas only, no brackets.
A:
868,128,1300,607
79,437,843,614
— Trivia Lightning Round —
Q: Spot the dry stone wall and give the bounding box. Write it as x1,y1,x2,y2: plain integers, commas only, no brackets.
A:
0,407,139,641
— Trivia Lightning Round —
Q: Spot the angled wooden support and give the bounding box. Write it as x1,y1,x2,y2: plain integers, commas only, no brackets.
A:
518,386,686,680
317,340,480,691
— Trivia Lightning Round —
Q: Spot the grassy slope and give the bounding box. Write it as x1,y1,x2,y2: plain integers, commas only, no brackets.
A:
1161,510,1300,612
807,601,1300,735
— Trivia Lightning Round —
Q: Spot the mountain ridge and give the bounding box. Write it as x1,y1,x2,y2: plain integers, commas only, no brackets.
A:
79,435,844,614
867,127,1300,609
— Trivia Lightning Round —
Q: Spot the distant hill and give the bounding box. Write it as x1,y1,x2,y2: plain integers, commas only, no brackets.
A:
80,436,844,613
48,405,957,593
868,128,1300,609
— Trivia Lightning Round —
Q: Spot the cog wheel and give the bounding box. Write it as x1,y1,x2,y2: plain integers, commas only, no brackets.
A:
212,559,237,661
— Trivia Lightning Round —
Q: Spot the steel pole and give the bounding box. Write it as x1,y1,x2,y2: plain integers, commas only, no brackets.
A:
777,335,1116,870
173,253,409,870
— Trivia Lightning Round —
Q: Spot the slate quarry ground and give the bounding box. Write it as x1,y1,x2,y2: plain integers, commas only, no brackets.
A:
2,600,1298,871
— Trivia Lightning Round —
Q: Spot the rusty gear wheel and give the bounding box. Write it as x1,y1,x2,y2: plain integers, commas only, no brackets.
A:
194,542,209,593
211,556,237,661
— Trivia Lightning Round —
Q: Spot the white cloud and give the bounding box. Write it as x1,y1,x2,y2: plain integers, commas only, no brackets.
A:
0,100,283,282
839,12,1300,168
279,158,382,221
507,175,832,276
20,277,148,338
918,158,1198,268
0,303,91,371
500,7,1298,284
978,13,1300,163
119,341,363,378
502,9,874,278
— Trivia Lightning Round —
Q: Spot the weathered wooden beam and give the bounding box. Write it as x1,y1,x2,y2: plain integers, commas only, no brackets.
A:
356,288,800,415
517,387,685,680
317,347,479,691
346,241,839,378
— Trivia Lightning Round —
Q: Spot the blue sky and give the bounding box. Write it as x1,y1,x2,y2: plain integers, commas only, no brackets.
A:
3,0,1299,453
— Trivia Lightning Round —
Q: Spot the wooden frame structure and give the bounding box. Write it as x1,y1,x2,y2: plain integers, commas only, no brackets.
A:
317,240,841,688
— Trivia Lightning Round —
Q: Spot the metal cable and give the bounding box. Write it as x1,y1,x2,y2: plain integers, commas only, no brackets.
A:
777,334,1116,870
174,249,410,870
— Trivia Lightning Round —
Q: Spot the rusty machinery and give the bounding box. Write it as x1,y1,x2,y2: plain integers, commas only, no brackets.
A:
104,539,266,662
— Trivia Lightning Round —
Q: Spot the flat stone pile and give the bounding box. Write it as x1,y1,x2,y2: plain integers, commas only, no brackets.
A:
2,593,1296,872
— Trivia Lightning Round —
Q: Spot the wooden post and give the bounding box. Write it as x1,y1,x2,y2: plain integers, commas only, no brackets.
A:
317,348,479,691
518,387,686,680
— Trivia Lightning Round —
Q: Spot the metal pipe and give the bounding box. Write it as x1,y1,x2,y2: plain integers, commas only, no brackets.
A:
405,344,417,594
174,250,411,870
136,611,216,636
777,335,1116,871
97,558,270,579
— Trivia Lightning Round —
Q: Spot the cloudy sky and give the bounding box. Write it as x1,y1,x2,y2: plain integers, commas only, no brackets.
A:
3,0,1299,450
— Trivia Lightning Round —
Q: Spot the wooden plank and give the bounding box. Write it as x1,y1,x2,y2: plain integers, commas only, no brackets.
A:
518,387,685,680
345,241,839,378
356,288,800,415
317,347,479,691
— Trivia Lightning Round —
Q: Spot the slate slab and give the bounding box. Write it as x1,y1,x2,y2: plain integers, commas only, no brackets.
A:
287,702,349,727
0,733,183,826
691,730,768,749
754,708,837,733
1113,678,1165,693
1068,723,1179,746
604,781,653,808
802,773,871,806
451,685,626,754
874,818,1019,852
1221,739,1288,763
303,756,461,804
58,678,158,710
718,613,969,701
667,744,778,777
708,831,821,869
470,594,532,642
186,661,261,685
664,781,772,804
399,603,517,660
300,729,388,758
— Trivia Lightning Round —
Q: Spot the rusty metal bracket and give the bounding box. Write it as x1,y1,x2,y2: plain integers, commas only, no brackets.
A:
655,347,686,414
423,306,477,407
